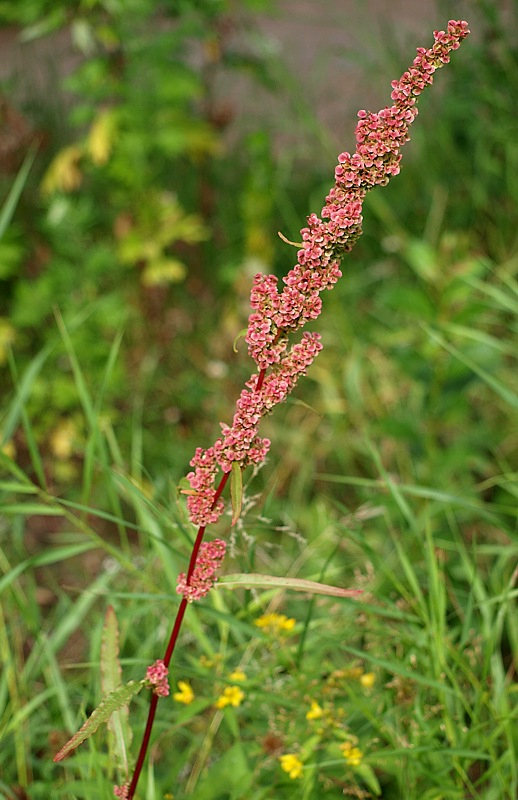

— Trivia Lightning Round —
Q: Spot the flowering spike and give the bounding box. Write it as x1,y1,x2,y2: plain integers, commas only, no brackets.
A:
182,20,470,528
176,538,227,602
123,21,470,800
145,659,170,697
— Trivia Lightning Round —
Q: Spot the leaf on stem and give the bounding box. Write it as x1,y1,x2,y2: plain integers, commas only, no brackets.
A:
101,605,132,774
230,461,243,526
232,328,247,353
53,679,145,763
278,231,303,248
217,573,363,598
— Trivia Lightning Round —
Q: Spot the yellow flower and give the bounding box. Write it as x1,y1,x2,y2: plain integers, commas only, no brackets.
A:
228,669,246,682
340,741,363,766
306,700,324,721
359,671,376,689
255,613,296,635
279,753,303,779
173,680,194,705
215,685,245,709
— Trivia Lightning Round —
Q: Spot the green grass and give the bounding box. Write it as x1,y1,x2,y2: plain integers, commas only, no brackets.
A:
0,258,516,798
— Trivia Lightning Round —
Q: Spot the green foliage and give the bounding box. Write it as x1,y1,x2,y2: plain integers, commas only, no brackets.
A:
101,605,133,778
370,0,518,260
230,461,243,526
53,679,144,764
218,573,363,598
0,0,289,476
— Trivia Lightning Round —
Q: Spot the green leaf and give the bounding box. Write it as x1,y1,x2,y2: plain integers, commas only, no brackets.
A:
230,461,243,526
53,679,144,763
217,573,362,599
403,238,439,282
423,323,518,409
0,503,65,516
232,328,247,353
353,763,381,795
0,480,37,494
0,145,37,240
194,742,252,800
101,606,132,775
0,542,99,596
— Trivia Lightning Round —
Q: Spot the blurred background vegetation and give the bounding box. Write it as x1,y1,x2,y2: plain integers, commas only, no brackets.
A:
0,1,517,798
0,0,516,490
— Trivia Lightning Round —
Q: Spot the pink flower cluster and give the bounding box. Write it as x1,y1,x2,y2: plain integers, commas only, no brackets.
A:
182,20,469,530
185,332,323,525
248,20,469,368
185,447,225,527
113,785,129,799
146,659,170,697
176,538,226,602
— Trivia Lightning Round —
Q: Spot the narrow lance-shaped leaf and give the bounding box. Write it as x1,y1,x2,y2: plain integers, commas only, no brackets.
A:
230,461,243,526
53,680,145,763
217,573,363,599
232,328,247,353
101,605,132,775
0,144,37,240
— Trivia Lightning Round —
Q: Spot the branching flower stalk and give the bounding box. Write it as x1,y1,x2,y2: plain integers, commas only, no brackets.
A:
111,20,469,799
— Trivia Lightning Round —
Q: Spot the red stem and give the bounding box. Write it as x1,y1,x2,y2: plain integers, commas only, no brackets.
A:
127,366,266,796
255,368,266,392
126,440,241,797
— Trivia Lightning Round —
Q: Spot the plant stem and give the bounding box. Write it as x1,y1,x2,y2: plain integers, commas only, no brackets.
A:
125,366,264,797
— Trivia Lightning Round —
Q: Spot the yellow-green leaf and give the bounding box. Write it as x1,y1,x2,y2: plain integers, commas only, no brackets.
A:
217,573,362,599
101,606,132,774
230,461,243,526
53,680,144,763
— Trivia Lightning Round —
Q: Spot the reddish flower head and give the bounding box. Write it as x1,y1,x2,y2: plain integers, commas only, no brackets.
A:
181,20,470,525
176,538,227,602
146,659,170,697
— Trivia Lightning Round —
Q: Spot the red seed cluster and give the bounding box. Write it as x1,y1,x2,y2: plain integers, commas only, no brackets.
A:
176,539,227,602
182,20,469,530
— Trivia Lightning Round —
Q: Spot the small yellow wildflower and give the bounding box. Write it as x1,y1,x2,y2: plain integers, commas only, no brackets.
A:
215,685,245,709
228,669,246,682
340,741,363,766
306,700,324,721
279,753,303,779
255,613,296,635
173,680,194,705
360,671,376,689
